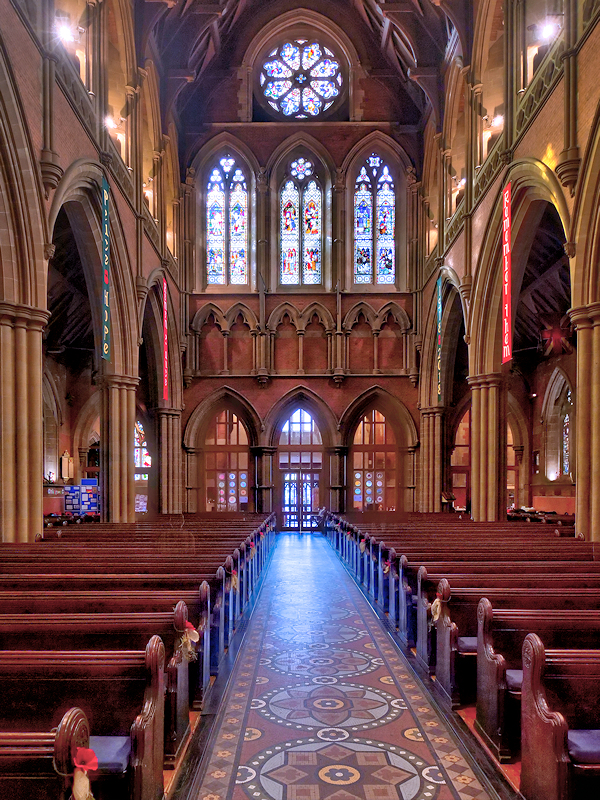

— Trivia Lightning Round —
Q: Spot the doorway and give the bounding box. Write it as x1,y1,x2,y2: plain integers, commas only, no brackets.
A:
278,409,322,531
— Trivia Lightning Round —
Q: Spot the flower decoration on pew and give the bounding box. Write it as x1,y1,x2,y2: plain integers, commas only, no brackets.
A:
73,747,98,800
429,591,443,629
231,568,239,592
177,620,200,663
359,539,366,553
383,560,391,575
249,541,256,559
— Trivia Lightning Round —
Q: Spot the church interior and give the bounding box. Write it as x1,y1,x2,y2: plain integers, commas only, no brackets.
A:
2,0,600,798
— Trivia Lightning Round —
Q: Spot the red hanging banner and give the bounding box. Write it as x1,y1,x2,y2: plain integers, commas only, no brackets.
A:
163,277,169,402
502,182,512,363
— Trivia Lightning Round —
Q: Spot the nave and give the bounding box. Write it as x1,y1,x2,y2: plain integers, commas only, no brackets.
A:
187,533,510,800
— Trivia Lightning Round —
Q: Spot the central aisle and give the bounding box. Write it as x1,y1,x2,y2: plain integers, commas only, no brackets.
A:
195,533,498,800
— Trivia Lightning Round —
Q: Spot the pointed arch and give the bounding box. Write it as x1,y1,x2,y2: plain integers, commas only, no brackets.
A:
191,302,228,333
339,386,418,448
375,301,411,332
469,158,570,375
266,132,336,179
224,302,259,331
298,301,335,332
140,273,183,410
571,100,600,307
267,301,301,331
262,386,339,449
72,391,101,461
183,387,262,450
49,163,138,377
0,32,47,307
343,301,378,330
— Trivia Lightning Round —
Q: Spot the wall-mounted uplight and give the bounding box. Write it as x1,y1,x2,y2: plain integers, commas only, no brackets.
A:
540,21,558,40
492,114,504,128
105,116,118,130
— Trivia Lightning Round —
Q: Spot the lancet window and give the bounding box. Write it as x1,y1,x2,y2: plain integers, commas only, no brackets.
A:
354,155,395,285
206,156,249,286
280,157,322,286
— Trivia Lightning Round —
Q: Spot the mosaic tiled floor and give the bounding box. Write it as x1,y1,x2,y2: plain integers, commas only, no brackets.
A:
195,534,498,800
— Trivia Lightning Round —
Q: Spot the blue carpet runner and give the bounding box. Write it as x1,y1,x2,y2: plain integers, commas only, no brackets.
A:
195,533,496,800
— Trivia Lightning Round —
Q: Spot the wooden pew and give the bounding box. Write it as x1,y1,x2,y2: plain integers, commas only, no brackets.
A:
521,634,600,800
0,601,195,768
430,578,600,704
475,599,600,761
0,706,89,800
0,636,165,800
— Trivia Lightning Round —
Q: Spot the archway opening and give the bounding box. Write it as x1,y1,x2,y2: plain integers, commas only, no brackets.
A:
278,409,323,530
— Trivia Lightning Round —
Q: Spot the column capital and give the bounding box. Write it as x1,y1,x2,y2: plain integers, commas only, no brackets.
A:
0,302,50,330
97,374,140,390
467,372,502,389
569,303,600,328
250,446,278,456
326,446,349,456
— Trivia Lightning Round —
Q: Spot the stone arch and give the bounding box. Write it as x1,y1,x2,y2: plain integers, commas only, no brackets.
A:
469,159,570,375
343,301,378,330
191,302,228,333
142,271,183,411
267,302,301,332
0,34,47,307
420,270,465,408
106,0,137,161
507,389,531,507
263,386,339,449
224,302,259,332
375,301,411,333
239,8,364,123
540,366,574,482
72,391,101,483
298,301,335,332
50,162,138,377
570,101,600,307
183,387,262,450
340,386,418,449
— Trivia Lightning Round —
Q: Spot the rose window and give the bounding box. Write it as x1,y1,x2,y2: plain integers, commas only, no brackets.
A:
259,39,343,118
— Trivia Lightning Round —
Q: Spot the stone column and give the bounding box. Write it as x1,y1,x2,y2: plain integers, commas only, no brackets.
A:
0,303,49,542
156,408,182,514
419,407,443,512
570,304,600,539
98,374,138,522
468,373,505,521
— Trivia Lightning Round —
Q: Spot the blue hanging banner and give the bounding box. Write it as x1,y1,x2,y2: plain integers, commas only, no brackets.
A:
102,176,111,361
437,275,442,401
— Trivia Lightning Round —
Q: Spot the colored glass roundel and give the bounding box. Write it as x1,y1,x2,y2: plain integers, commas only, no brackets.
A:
260,40,342,119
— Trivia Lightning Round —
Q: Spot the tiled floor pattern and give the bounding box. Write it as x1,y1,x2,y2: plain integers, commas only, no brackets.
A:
195,534,497,800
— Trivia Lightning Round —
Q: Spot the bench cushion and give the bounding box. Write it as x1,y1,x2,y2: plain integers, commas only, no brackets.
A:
89,735,131,774
457,636,477,654
568,730,600,765
505,669,523,692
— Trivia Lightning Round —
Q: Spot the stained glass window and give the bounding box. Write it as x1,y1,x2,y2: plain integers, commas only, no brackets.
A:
204,410,250,511
353,155,396,285
280,158,322,285
260,39,343,119
351,410,396,511
134,421,151,513
206,156,248,285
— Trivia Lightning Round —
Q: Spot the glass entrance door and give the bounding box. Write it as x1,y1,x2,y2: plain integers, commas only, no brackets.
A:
282,471,320,530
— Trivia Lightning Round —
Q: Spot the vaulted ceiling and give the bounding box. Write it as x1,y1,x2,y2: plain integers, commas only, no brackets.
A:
138,0,461,136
